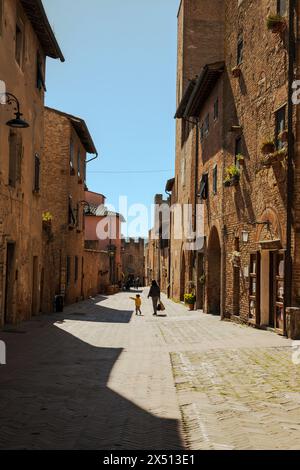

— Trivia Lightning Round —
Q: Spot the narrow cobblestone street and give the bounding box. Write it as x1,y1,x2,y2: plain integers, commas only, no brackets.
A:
0,289,299,450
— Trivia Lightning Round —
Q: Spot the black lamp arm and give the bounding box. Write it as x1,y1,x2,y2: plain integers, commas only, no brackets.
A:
1,92,21,115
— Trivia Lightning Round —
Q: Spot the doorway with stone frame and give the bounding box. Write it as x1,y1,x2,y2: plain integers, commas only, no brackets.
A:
254,208,284,334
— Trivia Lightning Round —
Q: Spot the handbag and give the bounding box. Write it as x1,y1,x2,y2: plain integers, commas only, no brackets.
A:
159,301,166,312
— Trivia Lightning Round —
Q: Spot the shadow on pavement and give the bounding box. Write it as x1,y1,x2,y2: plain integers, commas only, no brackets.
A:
0,304,183,450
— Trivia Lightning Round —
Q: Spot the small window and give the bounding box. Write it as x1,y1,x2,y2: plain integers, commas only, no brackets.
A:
68,196,76,226
213,165,218,195
199,173,209,200
277,0,287,15
34,153,40,192
213,99,219,121
9,131,22,187
37,53,46,91
204,114,210,136
66,257,71,287
77,150,81,176
70,139,75,172
15,19,24,67
237,35,243,65
275,106,286,149
74,256,79,282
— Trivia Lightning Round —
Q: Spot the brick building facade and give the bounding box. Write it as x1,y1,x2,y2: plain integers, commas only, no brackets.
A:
0,0,63,325
41,107,98,312
151,0,300,336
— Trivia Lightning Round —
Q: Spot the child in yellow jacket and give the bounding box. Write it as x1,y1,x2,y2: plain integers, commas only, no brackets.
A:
130,294,142,316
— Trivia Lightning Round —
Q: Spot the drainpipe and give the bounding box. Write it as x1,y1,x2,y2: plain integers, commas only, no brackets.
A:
285,0,296,332
165,188,172,298
194,119,200,308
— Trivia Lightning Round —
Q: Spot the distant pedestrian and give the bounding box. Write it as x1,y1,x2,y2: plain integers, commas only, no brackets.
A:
130,294,142,316
148,280,161,316
135,277,140,289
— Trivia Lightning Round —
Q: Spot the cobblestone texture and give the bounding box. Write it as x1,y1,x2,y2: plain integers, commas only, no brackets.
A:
0,290,298,450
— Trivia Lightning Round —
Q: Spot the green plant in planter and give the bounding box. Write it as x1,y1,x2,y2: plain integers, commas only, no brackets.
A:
42,211,53,223
224,165,241,187
199,274,206,285
266,14,287,33
261,140,275,155
184,293,196,305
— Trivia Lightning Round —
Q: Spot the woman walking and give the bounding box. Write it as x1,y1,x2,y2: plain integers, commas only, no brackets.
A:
148,280,161,316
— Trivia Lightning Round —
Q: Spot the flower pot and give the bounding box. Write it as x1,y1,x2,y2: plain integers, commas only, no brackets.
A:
188,304,195,311
261,156,272,168
224,179,231,188
231,66,241,78
261,143,275,155
269,20,287,34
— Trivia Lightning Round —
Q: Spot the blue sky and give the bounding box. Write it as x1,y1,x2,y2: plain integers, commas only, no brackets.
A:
43,0,178,237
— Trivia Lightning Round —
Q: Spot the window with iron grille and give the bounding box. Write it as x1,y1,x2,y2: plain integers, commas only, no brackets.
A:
34,153,40,192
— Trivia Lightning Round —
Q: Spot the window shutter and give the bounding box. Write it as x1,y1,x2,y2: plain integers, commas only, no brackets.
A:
199,174,208,200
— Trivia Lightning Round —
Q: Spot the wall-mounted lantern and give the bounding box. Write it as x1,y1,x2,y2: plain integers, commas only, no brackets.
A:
241,231,249,243
1,92,30,129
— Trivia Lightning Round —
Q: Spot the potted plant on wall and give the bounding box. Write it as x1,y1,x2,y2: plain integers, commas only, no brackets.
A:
42,211,53,230
184,293,196,311
261,140,275,155
224,165,241,187
199,274,206,286
266,14,287,34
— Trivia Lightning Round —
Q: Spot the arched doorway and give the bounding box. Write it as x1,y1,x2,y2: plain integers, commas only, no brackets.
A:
180,250,186,302
207,226,221,315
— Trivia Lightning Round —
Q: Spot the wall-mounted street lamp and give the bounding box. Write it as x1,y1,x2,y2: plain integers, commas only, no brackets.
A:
107,244,116,257
1,92,29,129
241,231,249,243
